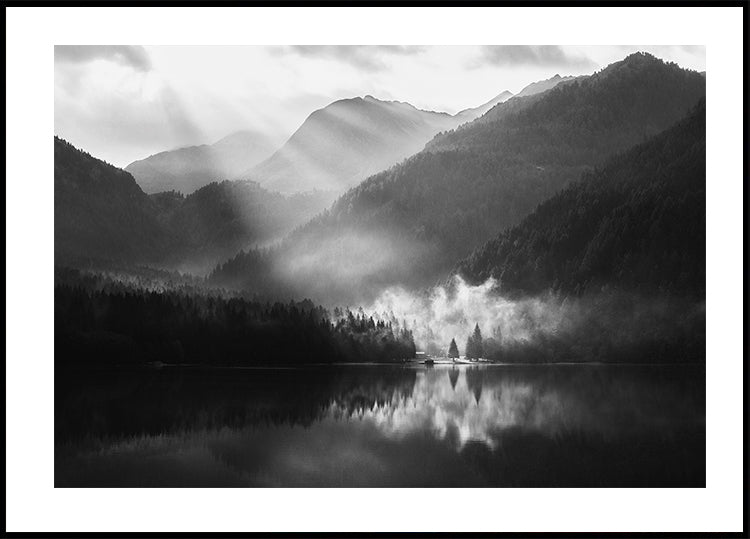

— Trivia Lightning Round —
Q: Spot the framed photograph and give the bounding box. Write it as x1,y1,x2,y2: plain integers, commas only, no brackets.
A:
5,3,746,536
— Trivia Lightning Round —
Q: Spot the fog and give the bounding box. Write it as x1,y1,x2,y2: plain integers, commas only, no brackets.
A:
366,275,706,361
367,276,565,355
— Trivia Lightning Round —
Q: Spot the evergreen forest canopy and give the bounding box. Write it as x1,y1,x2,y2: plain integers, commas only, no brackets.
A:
55,268,416,367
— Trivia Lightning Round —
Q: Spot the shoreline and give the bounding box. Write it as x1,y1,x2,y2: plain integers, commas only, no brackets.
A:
56,361,708,372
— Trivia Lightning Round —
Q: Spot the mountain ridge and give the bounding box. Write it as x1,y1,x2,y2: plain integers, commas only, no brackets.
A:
242,95,464,194
454,99,706,297
55,137,333,273
209,53,706,305
125,129,279,195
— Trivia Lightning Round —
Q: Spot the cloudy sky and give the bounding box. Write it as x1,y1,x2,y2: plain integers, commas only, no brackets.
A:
54,45,705,167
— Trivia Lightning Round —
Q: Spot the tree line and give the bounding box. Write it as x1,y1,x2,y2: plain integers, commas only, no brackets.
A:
55,269,416,367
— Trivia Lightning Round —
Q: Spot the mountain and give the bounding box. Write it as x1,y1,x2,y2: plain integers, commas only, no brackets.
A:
451,75,575,125
428,52,705,155
125,130,279,195
210,53,706,305
514,74,577,98
454,100,705,297
153,182,334,273
55,137,332,272
243,96,461,194
454,90,514,123
55,137,166,264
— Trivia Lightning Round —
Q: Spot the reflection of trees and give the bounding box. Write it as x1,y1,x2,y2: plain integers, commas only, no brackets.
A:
57,363,706,474
464,367,485,404
448,368,460,391
55,366,417,443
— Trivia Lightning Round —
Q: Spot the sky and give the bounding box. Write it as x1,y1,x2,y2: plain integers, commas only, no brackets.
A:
54,45,706,168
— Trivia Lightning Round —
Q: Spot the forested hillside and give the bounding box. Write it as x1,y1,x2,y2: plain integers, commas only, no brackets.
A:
151,181,333,273
55,137,331,272
455,100,706,298
210,53,706,305
55,137,167,264
428,52,704,159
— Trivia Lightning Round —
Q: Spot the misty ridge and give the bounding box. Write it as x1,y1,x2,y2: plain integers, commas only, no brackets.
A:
54,51,706,365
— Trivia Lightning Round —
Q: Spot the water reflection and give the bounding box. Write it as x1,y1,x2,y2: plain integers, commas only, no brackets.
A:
55,364,705,487
328,366,704,451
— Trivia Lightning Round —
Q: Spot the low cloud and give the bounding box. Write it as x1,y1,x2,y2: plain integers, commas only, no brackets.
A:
365,275,705,360
367,276,561,354
55,45,152,72
472,45,596,69
269,45,426,71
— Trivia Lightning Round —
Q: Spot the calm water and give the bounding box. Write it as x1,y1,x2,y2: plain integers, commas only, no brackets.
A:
55,363,705,487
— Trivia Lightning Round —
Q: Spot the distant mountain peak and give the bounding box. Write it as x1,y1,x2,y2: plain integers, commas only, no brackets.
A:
514,73,576,98
593,51,680,82
246,94,462,193
455,90,514,122
622,50,659,63
126,129,280,195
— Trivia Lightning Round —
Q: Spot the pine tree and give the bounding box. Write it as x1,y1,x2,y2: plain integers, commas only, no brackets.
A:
465,334,475,360
472,323,483,360
448,338,459,359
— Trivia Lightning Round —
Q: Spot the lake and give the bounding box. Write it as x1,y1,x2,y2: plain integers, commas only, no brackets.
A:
55,363,705,487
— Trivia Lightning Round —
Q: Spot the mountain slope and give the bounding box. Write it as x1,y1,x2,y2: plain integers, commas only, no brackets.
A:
454,100,706,297
55,137,166,263
126,130,278,195
427,52,705,158
154,182,334,273
244,96,461,193
55,137,332,271
514,73,576,98
210,53,705,305
454,90,514,123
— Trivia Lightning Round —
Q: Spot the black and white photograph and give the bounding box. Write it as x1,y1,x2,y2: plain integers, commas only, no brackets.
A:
5,4,746,535
52,43,710,488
